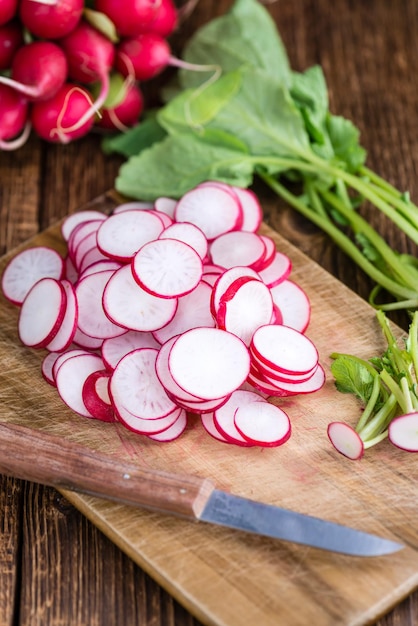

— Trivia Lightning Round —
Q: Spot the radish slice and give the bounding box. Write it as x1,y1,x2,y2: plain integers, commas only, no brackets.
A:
76,270,126,339
155,335,206,402
258,251,292,289
270,279,311,333
78,259,122,279
112,201,155,213
55,351,105,417
154,196,177,218
82,369,115,422
103,265,178,332
200,412,230,443
73,327,104,350
174,184,243,240
216,278,273,346
159,222,208,260
147,409,188,442
64,255,78,284
2,246,64,305
73,231,98,270
168,327,251,401
254,363,325,395
388,412,418,452
68,220,103,265
210,231,266,270
96,210,165,262
78,247,110,274
174,394,230,415
234,401,291,447
258,236,277,269
18,277,67,348
42,351,62,386
246,365,296,397
251,324,318,375
114,402,182,435
45,280,78,352
327,422,365,460
109,348,178,420
61,210,106,241
213,390,265,446
132,238,203,298
153,210,174,228
152,281,214,344
101,330,160,370
52,348,88,380
231,186,262,232
211,266,261,316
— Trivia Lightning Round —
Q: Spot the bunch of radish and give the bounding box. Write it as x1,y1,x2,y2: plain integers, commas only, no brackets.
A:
0,0,185,150
2,181,324,446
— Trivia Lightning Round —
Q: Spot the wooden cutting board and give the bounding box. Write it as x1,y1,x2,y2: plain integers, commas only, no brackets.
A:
0,193,417,626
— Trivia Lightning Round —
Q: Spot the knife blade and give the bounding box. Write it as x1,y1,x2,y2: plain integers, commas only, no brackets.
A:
0,422,403,556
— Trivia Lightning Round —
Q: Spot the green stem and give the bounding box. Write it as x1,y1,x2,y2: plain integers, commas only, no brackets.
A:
363,430,389,449
359,393,398,441
355,374,381,432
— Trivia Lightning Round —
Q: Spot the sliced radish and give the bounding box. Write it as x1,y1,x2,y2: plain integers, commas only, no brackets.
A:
270,279,311,333
68,219,103,264
251,324,318,375
327,422,365,460
253,363,325,395
82,369,115,422
159,222,208,260
2,246,64,305
200,412,230,443
112,201,154,213
231,186,262,232
216,278,273,346
64,255,78,284
18,277,67,348
41,351,62,386
73,327,104,350
258,236,277,269
174,393,230,415
168,327,251,401
132,238,203,299
174,184,243,240
76,270,126,340
96,210,165,262
103,265,178,332
78,247,110,274
155,335,206,402
52,348,88,380
258,251,292,289
55,351,105,417
211,266,261,317
213,390,265,446
101,330,160,370
109,348,178,420
114,401,182,435
153,210,174,228
234,401,291,447
78,259,122,279
210,231,266,270
152,281,214,344
246,365,295,397
61,210,106,241
73,231,99,270
45,279,78,352
388,412,418,452
154,196,177,218
147,409,188,442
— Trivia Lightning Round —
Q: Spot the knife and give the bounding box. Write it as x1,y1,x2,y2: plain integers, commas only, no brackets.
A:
0,422,403,556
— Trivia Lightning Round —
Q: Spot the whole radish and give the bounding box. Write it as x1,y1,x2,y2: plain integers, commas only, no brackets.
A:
138,0,178,37
95,81,144,131
0,41,68,101
94,0,160,37
19,0,84,39
0,0,18,26
0,84,30,151
59,20,114,128
31,83,95,144
115,33,171,81
0,19,23,70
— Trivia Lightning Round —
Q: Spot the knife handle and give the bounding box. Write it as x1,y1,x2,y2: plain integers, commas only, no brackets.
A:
0,422,215,519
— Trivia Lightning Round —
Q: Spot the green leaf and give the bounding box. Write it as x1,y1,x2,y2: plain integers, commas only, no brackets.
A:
330,355,377,405
101,117,167,157
180,0,291,89
83,8,119,42
325,113,367,172
91,72,127,110
290,66,329,144
115,131,255,200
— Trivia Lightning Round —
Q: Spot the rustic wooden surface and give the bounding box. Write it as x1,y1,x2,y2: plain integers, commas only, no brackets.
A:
1,0,418,624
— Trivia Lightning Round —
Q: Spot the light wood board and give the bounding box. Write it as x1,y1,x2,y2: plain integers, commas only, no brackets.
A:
0,194,417,626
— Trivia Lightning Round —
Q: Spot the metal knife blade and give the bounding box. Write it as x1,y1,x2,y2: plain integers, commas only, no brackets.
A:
0,422,403,556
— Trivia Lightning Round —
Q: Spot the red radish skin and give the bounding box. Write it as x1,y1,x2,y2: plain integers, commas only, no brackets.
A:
138,0,178,37
82,370,115,422
96,81,144,131
96,210,164,262
55,351,106,417
0,19,23,70
327,422,365,460
0,0,18,26
0,84,30,150
269,279,311,333
45,279,78,353
251,324,319,375
0,41,68,101
95,0,159,37
61,211,106,242
147,409,187,442
19,0,84,39
234,401,291,447
18,278,67,349
116,33,171,82
31,83,95,144
42,351,62,386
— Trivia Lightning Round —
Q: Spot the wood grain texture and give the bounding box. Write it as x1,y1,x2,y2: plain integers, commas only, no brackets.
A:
1,0,418,624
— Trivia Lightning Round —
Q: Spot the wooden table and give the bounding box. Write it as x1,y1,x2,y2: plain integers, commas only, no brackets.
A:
1,1,418,623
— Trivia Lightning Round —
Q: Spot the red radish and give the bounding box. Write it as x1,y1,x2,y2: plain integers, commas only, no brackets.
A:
67,219,104,260
103,264,178,332
159,222,208,260
153,209,174,228
78,246,110,273
101,330,160,370
45,279,78,352
73,327,104,350
269,279,311,333
255,363,325,395
232,186,262,232
210,266,261,317
131,238,203,298
61,211,106,241
2,246,64,305
168,327,251,401
200,412,230,443
174,183,243,240
19,0,84,39
234,401,291,447
75,270,126,340
257,251,292,288
210,231,267,270
82,369,115,422
59,20,115,131
94,0,159,37
213,390,265,446
147,409,187,442
112,200,154,213
96,210,164,262
114,402,182,436
0,0,18,26
31,83,96,144
388,412,418,452
251,324,318,375
110,348,178,420
0,41,67,101
96,80,144,131
154,197,177,218
0,20,23,70
138,0,178,37
0,84,30,150
174,393,230,415
258,236,277,269
116,33,171,82
52,347,88,380
42,351,62,386
55,351,105,417
327,422,365,460
18,278,67,349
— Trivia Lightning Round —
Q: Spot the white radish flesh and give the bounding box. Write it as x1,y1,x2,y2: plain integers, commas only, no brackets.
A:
327,421,365,460
270,279,311,333
41,351,62,386
200,412,230,443
159,221,208,260
101,330,160,370
2,246,64,305
45,279,78,352
210,266,261,316
213,390,265,446
61,210,106,241
231,186,262,232
114,402,182,435
388,412,418,452
96,210,165,262
251,324,318,375
234,401,291,447
210,231,266,270
18,277,66,348
147,409,188,442
76,270,126,339
155,335,206,403
55,351,105,417
257,251,292,289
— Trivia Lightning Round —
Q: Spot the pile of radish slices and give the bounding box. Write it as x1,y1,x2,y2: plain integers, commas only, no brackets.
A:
1,181,324,447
